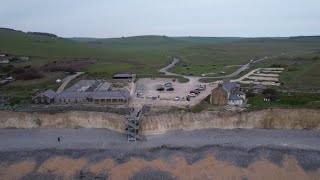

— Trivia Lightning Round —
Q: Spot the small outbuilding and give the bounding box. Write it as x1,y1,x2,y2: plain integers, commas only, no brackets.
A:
113,74,133,79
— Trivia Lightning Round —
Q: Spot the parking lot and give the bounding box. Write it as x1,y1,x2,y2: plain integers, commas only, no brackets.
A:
129,78,216,107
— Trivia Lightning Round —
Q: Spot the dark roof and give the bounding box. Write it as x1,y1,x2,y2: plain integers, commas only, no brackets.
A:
96,82,113,91
233,91,245,96
253,84,267,89
222,81,240,93
42,89,57,99
113,74,132,78
88,90,130,99
56,92,92,98
229,94,242,101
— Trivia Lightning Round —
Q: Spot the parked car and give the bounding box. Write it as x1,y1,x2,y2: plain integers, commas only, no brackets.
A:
174,96,180,101
164,83,172,87
188,93,196,97
196,86,205,91
190,90,200,94
166,87,175,91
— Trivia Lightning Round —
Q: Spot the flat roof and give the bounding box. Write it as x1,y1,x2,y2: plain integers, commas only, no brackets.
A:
64,80,97,92
96,82,113,91
56,92,92,98
88,90,130,99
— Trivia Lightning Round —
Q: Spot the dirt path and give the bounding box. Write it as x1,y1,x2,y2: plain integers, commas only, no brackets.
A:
159,57,180,76
56,72,84,93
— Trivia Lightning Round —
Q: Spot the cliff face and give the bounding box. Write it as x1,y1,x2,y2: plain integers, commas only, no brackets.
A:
0,111,126,132
0,109,319,134
139,109,320,134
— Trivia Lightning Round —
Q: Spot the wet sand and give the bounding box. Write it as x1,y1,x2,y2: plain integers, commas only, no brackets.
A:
0,146,320,179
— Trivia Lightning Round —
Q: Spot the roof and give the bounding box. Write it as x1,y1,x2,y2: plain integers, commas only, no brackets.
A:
64,80,97,92
233,91,245,96
96,82,113,91
42,89,57,99
222,81,240,93
56,92,92,98
88,90,130,99
229,94,242,101
113,74,132,78
253,84,267,89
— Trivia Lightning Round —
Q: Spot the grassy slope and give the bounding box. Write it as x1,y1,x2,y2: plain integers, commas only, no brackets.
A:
1,28,320,92
251,51,320,90
171,38,320,76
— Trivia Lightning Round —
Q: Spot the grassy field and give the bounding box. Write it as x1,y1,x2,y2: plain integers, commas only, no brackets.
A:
251,51,320,90
248,92,320,110
1,28,320,106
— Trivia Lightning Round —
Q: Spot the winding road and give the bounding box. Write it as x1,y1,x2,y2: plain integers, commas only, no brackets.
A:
159,56,277,82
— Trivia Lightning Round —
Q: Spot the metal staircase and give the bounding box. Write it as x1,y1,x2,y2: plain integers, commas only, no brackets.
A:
126,107,145,142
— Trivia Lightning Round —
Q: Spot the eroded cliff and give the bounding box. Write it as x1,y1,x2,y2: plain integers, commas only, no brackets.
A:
0,109,319,134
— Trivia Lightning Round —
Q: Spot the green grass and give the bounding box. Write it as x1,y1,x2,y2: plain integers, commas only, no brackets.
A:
1,28,320,107
248,93,320,109
252,53,320,90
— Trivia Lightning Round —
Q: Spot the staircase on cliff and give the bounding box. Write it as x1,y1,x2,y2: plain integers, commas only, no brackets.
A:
125,106,146,142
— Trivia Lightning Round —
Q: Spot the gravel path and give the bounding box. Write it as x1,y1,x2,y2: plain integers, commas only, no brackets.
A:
1,128,319,152
56,72,84,93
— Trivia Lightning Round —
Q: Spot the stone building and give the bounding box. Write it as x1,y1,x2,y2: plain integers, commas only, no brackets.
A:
210,81,246,106
33,80,130,105
32,89,57,104
54,80,129,105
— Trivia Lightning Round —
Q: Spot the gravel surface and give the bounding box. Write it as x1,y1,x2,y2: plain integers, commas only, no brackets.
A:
1,129,320,179
1,129,320,152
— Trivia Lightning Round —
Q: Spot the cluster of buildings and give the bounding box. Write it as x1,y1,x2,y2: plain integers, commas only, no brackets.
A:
33,80,130,105
0,53,30,64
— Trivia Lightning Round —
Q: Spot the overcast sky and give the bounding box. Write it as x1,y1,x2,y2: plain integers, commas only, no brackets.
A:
1,0,319,38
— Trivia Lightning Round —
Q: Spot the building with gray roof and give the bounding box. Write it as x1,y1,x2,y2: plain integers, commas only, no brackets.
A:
210,80,246,106
32,89,57,104
53,80,129,105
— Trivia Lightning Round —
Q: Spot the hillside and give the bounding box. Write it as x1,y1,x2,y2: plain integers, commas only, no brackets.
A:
1,27,320,106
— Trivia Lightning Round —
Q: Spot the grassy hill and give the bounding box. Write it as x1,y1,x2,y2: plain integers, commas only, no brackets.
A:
1,28,320,106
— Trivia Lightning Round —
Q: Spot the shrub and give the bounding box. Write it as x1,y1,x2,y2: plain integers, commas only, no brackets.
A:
288,67,298,71
0,64,14,72
262,88,277,101
15,69,43,80
270,64,288,68
312,56,320,60
246,91,255,97
10,67,26,75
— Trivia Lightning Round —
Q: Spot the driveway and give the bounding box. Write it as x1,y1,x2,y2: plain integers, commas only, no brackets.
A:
56,72,84,93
